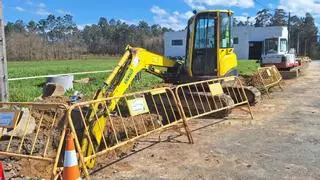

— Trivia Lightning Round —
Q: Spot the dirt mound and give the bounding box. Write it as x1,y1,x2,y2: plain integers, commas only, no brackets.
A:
2,158,53,179
88,113,163,173
0,100,68,179
40,96,69,105
101,114,161,147
1,96,170,178
72,111,162,150
239,74,262,87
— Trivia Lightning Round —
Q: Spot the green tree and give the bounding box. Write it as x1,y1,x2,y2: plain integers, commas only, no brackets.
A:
98,17,108,28
288,15,303,51
300,13,318,58
5,22,15,34
5,13,172,60
13,20,25,33
255,9,272,27
245,17,253,26
270,9,287,26
27,20,37,33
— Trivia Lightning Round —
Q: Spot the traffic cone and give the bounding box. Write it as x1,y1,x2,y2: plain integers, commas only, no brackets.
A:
63,132,81,180
0,161,5,180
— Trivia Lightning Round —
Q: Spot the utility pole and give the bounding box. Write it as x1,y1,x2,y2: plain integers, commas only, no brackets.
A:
0,0,8,102
288,12,291,48
297,32,300,55
304,38,307,56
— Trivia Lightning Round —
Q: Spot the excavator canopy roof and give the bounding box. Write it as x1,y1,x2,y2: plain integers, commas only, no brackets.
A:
196,10,234,14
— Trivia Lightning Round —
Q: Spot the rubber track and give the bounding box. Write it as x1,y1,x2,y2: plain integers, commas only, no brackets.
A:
243,86,261,105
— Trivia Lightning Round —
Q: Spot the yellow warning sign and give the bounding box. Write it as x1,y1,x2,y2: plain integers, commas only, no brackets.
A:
208,83,224,96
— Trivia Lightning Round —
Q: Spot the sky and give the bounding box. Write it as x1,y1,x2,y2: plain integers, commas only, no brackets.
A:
4,0,320,30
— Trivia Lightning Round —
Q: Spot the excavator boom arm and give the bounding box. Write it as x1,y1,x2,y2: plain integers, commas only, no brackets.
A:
82,45,178,168
96,45,177,110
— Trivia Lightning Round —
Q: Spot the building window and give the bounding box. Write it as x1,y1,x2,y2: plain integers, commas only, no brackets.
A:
172,39,183,46
233,37,239,44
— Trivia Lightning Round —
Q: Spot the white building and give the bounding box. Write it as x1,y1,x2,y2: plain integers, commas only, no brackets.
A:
163,26,288,60
233,26,288,59
164,31,187,58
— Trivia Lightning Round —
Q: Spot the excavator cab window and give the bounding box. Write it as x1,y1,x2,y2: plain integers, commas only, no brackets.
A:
191,12,217,76
265,38,279,54
220,13,232,48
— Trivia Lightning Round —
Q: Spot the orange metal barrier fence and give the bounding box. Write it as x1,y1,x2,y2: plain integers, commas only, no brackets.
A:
175,76,254,120
0,102,68,179
67,87,192,179
0,77,255,179
257,65,283,97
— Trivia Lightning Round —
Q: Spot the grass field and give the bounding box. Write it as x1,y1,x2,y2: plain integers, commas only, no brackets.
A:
8,58,258,102
237,59,260,75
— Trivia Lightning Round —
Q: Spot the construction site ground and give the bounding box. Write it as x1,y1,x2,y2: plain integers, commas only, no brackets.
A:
90,61,320,179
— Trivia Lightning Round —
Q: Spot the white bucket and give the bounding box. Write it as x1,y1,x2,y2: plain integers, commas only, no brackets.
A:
47,75,74,91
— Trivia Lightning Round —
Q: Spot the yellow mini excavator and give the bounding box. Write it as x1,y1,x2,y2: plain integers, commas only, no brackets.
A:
80,10,261,168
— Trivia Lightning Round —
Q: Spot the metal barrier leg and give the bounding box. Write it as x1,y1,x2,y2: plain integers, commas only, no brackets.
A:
278,83,284,91
51,119,68,179
176,101,194,144
67,113,91,180
239,80,255,120
182,120,194,144
265,88,271,98
157,123,193,144
247,103,254,120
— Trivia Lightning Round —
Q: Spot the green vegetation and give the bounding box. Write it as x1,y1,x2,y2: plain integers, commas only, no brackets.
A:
8,58,162,102
8,59,259,102
238,60,260,75
8,58,118,78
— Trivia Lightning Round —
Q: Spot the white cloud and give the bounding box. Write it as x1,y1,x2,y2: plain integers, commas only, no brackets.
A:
150,6,168,16
77,24,92,30
150,6,193,30
184,0,206,10
35,3,50,16
15,6,25,12
279,0,320,28
173,11,194,20
234,15,256,24
20,1,75,17
242,12,249,17
184,0,255,10
279,0,320,16
57,9,73,15
38,2,46,8
35,8,50,15
119,19,140,25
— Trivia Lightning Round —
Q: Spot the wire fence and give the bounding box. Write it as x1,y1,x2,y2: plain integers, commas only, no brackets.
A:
8,70,113,82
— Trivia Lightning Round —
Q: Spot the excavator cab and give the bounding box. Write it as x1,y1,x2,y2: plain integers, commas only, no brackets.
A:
185,10,237,79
